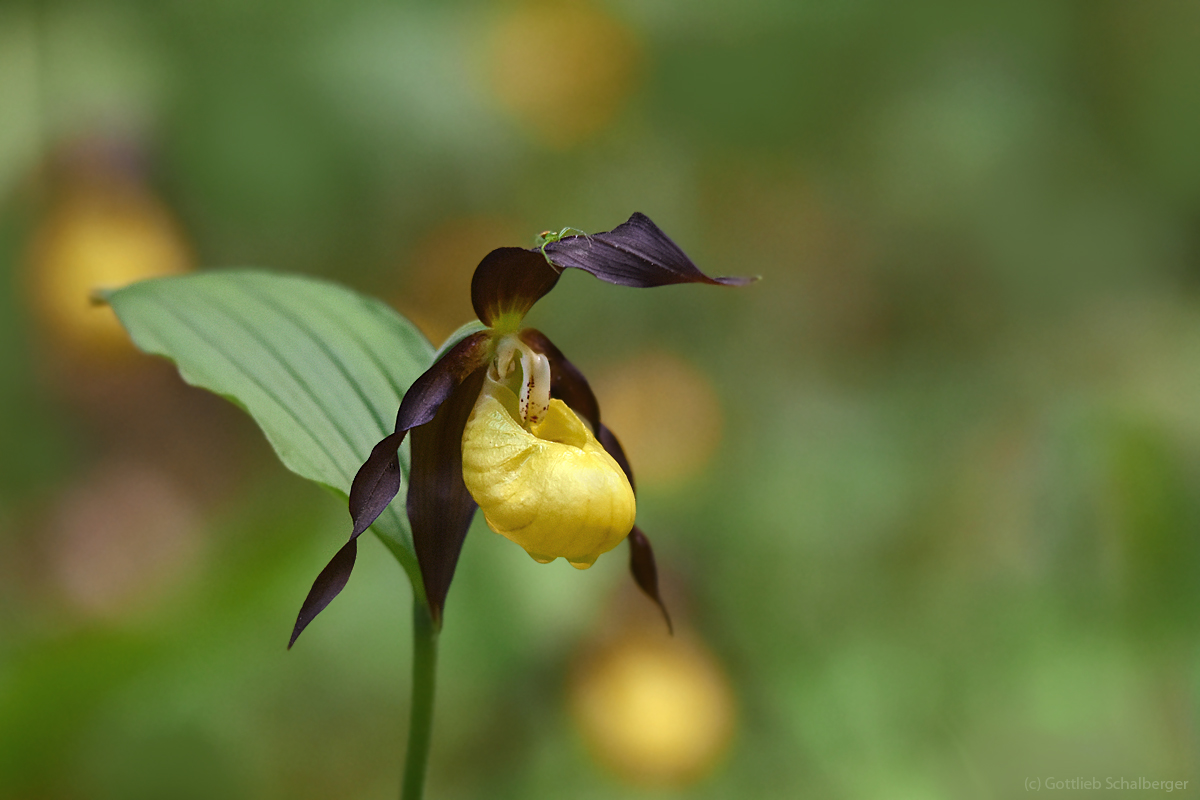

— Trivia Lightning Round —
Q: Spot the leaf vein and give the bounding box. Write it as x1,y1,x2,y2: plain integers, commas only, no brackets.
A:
164,296,354,485
236,278,392,437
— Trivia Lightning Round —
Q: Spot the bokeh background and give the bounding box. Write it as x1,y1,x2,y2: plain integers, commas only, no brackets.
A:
3,0,1200,797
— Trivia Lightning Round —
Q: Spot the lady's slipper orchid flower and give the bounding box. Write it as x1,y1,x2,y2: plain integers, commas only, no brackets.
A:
289,213,753,646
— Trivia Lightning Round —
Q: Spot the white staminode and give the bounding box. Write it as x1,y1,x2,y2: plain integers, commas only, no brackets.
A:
492,335,551,427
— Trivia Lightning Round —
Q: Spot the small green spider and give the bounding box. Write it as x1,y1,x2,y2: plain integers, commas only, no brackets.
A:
535,226,591,265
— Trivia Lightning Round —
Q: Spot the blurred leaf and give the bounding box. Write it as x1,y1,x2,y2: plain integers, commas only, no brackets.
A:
103,270,434,589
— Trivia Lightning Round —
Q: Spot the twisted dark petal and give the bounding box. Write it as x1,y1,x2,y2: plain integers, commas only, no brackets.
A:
395,331,492,432
628,527,673,634
471,247,561,326
541,212,757,288
518,329,600,431
289,332,490,646
288,539,357,648
408,367,487,625
349,331,491,539
347,430,408,538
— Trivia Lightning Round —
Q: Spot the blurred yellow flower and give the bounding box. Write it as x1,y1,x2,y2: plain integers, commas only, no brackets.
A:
486,0,640,147
397,216,523,344
595,351,724,486
571,632,736,786
28,179,191,357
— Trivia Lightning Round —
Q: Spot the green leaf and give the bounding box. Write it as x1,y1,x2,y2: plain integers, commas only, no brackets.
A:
104,270,435,593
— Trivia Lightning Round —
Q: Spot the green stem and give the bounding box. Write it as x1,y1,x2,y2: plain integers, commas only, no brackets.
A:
401,598,439,800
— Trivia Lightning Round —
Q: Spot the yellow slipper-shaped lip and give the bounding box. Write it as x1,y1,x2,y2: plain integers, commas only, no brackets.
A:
462,378,636,569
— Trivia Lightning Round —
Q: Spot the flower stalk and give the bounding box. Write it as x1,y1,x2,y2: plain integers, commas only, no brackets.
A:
402,597,439,800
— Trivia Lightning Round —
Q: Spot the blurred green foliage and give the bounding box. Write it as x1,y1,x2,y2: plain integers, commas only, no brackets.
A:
2,0,1199,797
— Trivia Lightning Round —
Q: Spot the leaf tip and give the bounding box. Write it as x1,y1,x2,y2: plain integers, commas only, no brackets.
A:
89,287,114,307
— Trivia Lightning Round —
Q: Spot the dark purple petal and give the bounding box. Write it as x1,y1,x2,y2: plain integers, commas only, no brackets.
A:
470,247,560,327
541,212,756,289
408,367,488,625
288,538,357,648
347,430,409,539
350,330,488,554
289,332,490,647
628,527,672,634
395,331,491,432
